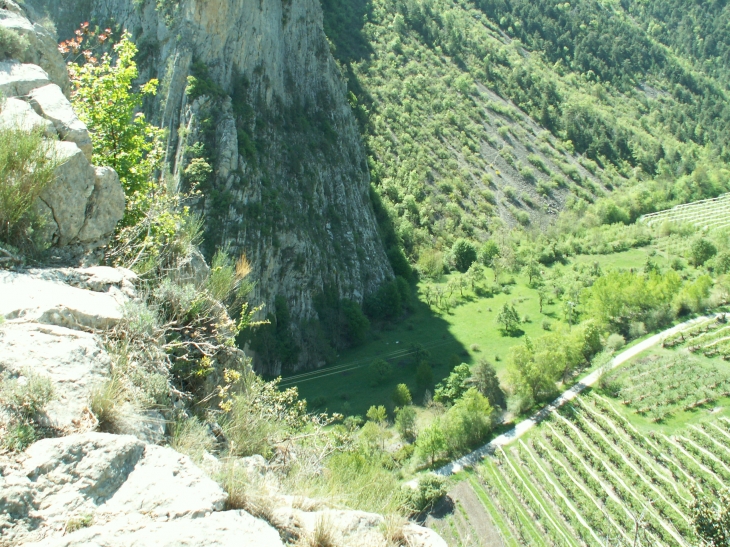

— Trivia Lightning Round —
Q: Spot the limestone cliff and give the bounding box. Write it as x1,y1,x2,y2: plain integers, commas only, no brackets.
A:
29,0,394,374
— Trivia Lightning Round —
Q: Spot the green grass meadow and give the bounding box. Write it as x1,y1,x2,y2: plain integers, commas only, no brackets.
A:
287,249,656,416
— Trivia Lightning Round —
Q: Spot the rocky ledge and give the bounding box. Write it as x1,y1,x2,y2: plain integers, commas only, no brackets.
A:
0,0,125,253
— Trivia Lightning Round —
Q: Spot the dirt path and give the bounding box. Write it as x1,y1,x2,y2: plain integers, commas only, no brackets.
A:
434,313,724,476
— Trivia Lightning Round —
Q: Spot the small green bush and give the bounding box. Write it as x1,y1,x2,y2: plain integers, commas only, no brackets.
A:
1,371,54,420
368,359,393,387
391,383,412,407
0,370,54,451
0,127,58,247
0,27,28,60
170,416,215,462
401,474,446,514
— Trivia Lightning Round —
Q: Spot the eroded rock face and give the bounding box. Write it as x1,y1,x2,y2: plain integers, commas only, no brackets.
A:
30,0,394,373
0,3,125,251
0,97,57,136
0,1,70,93
0,323,110,430
29,84,93,160
0,267,135,430
0,433,281,547
0,268,131,329
21,511,285,547
0,60,49,96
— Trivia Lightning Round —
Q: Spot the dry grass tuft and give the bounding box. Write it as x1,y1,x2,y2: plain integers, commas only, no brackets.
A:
382,514,412,547
235,253,252,280
298,516,339,547
89,377,126,433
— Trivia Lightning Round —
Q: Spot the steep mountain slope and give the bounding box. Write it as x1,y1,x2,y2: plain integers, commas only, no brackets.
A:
322,0,730,258
28,0,394,373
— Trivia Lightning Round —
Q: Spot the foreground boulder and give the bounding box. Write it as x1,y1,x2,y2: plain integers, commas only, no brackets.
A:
0,433,285,546
0,267,135,430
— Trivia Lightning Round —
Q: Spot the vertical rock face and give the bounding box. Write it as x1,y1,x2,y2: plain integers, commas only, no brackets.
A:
31,0,393,373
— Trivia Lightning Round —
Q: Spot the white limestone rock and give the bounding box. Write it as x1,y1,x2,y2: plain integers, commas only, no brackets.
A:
1,433,252,546
170,247,211,287
28,84,93,159
20,511,285,547
0,269,126,330
38,141,96,246
0,96,56,136
0,4,70,93
0,323,110,429
0,60,49,97
76,167,126,245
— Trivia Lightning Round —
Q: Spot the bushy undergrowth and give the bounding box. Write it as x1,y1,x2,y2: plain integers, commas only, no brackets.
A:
0,27,27,60
0,370,55,451
0,126,58,251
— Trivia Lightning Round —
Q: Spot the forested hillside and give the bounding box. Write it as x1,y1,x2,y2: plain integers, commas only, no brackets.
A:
321,0,730,260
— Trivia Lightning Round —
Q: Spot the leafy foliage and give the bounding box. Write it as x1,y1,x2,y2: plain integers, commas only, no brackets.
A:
496,303,522,335
691,485,730,547
68,32,164,226
433,363,471,405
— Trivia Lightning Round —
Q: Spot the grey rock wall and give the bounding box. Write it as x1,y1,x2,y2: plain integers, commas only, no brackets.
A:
28,0,393,373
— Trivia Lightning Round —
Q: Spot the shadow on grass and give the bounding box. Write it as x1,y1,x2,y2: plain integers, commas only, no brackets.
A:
283,299,469,416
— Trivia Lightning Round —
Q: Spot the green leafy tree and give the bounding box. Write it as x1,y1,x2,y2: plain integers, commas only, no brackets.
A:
418,249,444,279
466,263,484,291
364,405,390,451
442,388,493,454
392,383,412,407
524,259,542,287
341,299,370,346
366,404,387,424
409,343,431,366
394,405,417,441
479,240,500,267
434,363,471,405
584,270,682,334
691,485,730,547
415,421,447,466
691,238,718,266
496,303,522,335
470,360,506,410
69,32,165,226
537,287,547,313
508,337,557,407
452,238,477,273
401,474,446,514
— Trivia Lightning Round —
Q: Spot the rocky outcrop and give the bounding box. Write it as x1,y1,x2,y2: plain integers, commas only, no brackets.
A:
0,433,286,546
29,0,394,372
0,432,445,547
0,267,135,430
0,96,56,135
0,2,125,251
0,0,69,93
28,84,93,160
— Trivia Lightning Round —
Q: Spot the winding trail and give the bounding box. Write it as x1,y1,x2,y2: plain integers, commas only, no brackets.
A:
434,313,726,476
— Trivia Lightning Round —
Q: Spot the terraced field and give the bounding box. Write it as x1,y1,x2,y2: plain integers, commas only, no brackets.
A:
449,317,730,546
640,193,730,232
664,315,730,360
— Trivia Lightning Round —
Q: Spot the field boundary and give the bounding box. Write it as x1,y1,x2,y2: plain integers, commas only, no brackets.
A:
434,313,727,476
